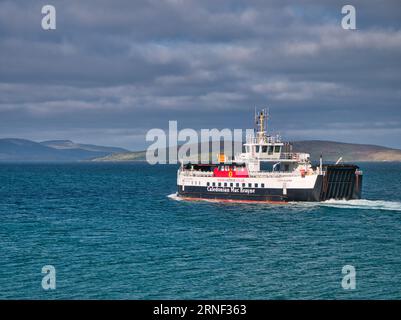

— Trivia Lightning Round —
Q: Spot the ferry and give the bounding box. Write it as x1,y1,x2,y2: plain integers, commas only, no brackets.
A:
177,109,363,203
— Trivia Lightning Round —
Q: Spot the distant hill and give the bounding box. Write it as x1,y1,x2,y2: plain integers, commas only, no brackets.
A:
0,138,129,161
291,140,401,162
40,140,127,154
1,138,400,162
92,151,146,162
91,140,401,162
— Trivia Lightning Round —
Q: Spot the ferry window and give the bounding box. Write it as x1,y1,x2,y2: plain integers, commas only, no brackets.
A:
242,183,246,187
256,146,260,153
274,146,281,153
207,182,210,186
224,183,227,187
255,183,258,188
268,146,273,155
218,183,221,187
212,182,216,186
262,146,268,153
230,183,233,187
236,183,239,187
261,183,265,188
248,183,252,188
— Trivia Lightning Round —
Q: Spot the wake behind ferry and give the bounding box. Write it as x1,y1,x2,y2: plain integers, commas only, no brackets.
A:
177,109,363,203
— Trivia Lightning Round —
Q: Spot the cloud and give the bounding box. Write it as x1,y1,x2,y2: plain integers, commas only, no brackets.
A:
0,0,401,149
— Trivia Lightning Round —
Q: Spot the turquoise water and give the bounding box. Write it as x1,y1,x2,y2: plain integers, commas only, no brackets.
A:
0,162,400,299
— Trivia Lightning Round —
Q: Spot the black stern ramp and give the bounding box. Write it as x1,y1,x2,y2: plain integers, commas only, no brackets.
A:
320,164,362,201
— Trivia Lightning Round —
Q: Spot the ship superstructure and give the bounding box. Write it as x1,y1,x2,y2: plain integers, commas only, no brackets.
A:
177,109,362,202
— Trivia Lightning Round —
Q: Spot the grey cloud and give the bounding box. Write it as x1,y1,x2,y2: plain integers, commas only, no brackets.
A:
0,0,401,149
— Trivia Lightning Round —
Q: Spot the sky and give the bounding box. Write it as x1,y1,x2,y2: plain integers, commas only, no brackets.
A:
0,0,400,150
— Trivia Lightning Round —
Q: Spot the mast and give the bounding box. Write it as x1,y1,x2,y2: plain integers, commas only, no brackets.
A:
255,108,268,142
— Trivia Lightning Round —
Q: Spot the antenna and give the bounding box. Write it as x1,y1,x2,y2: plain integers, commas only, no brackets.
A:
259,109,264,134
254,106,257,132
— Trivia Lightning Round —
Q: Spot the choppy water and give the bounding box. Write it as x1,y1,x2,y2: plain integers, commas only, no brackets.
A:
0,162,400,299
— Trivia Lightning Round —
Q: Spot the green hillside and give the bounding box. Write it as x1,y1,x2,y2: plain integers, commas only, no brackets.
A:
91,140,401,162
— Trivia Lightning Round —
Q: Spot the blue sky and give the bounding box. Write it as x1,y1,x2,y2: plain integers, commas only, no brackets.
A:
0,0,400,150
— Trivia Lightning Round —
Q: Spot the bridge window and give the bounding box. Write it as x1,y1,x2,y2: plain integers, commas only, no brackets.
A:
262,146,268,153
268,146,273,155
274,146,281,153
256,146,260,153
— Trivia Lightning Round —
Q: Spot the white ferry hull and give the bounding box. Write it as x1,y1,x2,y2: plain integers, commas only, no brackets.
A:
177,165,362,203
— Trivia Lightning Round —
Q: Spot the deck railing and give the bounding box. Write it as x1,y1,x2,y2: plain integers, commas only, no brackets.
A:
245,134,282,144
179,169,319,178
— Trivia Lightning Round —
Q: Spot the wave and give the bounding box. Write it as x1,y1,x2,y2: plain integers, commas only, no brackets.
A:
318,199,401,211
168,193,401,211
167,193,183,201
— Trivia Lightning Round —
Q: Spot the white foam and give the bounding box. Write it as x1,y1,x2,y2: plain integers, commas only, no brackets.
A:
168,193,401,211
167,193,183,201
319,199,401,211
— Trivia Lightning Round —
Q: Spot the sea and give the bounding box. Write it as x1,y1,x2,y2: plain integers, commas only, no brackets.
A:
0,162,400,299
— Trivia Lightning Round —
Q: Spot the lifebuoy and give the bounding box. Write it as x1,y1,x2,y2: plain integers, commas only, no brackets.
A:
228,171,233,178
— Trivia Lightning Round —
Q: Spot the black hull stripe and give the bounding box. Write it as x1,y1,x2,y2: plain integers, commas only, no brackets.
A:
178,169,362,202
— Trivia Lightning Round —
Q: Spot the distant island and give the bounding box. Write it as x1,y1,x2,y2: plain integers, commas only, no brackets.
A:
88,140,401,163
1,138,401,162
0,138,128,162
